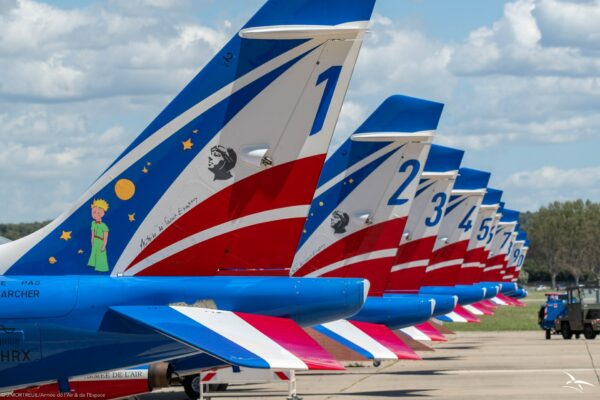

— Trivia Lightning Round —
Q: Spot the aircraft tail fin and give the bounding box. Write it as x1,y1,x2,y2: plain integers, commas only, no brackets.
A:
386,145,464,294
0,0,376,277
291,95,443,296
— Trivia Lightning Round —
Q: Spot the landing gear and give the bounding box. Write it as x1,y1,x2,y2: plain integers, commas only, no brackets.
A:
545,329,551,340
182,376,200,400
182,376,227,400
373,360,381,367
287,369,303,400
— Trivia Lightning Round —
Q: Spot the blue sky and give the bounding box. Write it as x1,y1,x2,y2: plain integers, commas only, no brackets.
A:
1,0,599,222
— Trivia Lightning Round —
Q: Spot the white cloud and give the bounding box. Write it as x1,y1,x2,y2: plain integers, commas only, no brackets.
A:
0,0,231,102
507,165,600,189
352,26,455,101
449,0,600,77
535,0,600,50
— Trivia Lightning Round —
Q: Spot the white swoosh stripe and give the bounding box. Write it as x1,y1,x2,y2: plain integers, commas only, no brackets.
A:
305,249,398,278
462,262,482,269
502,275,514,280
391,259,430,273
426,258,464,273
315,142,402,198
483,264,503,272
126,205,309,276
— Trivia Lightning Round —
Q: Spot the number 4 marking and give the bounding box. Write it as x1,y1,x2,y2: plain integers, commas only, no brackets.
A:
458,206,476,232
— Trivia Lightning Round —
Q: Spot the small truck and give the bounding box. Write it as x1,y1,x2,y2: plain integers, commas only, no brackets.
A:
554,286,600,340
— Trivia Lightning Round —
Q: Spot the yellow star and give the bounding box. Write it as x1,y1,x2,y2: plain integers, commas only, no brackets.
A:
60,231,72,241
128,213,136,222
142,167,149,174
348,178,354,184
147,162,151,166
77,249,84,255
49,257,57,265
182,139,193,151
192,129,199,134
319,201,324,207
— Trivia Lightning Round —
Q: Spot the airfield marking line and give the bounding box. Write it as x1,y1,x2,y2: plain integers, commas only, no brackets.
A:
323,361,398,400
444,367,600,375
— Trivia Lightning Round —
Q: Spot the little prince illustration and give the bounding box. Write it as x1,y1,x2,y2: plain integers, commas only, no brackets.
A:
88,199,110,273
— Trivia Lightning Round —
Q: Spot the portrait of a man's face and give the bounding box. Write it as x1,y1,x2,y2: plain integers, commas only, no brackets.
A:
208,145,237,181
331,210,350,234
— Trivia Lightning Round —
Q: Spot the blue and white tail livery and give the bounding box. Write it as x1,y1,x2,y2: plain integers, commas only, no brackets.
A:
0,0,376,277
421,168,491,286
291,95,444,296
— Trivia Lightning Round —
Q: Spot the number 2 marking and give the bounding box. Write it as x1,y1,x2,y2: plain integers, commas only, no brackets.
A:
388,160,421,206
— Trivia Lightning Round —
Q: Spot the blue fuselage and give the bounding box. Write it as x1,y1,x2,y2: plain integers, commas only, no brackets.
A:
419,285,486,306
351,294,434,330
0,276,366,390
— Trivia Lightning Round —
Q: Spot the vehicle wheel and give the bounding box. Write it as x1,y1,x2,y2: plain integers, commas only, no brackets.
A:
545,329,551,340
182,376,200,400
562,323,573,340
373,360,381,367
576,333,581,339
584,325,597,340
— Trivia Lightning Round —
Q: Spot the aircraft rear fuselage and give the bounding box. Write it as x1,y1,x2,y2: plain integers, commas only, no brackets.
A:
0,275,366,390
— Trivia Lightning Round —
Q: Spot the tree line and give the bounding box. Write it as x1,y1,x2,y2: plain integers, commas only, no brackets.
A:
520,200,600,288
0,221,50,241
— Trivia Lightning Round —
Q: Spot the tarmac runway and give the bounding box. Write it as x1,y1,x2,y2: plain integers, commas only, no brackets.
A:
146,330,600,400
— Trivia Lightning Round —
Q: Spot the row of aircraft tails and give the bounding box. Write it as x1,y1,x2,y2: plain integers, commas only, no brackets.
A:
0,0,529,398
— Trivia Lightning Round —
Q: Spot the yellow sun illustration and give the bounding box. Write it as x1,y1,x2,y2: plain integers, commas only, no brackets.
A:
115,179,136,201
49,257,57,265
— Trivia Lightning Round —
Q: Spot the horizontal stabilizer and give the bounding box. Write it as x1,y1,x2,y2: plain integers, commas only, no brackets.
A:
414,322,447,342
436,311,468,323
314,320,419,360
468,303,494,316
110,306,343,371
399,326,431,342
462,304,484,316
453,305,480,323
349,321,421,360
